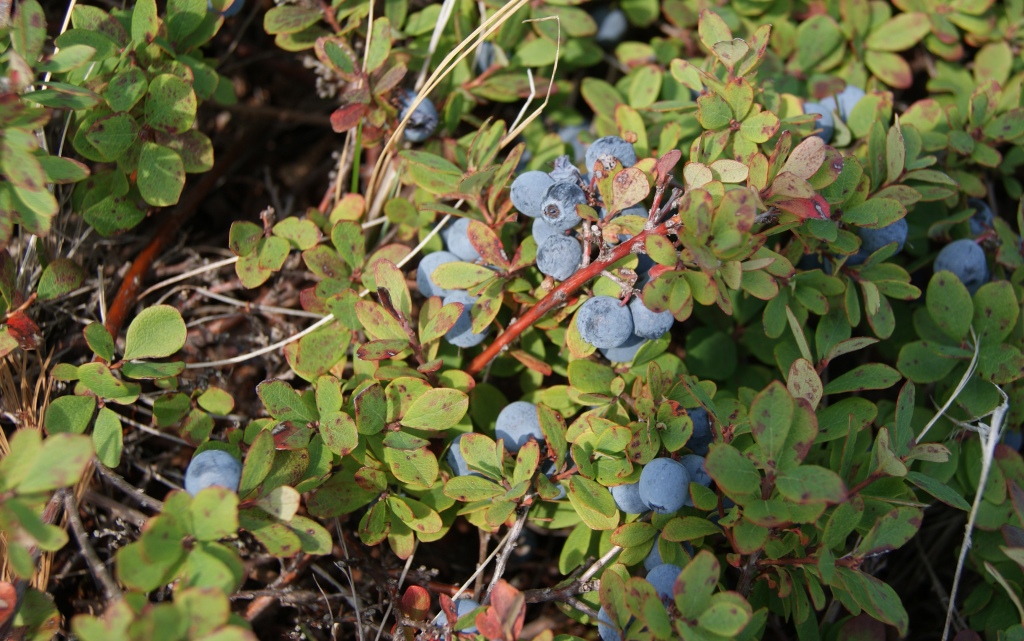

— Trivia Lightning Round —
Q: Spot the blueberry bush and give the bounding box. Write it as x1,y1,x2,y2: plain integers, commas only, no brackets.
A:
1,0,1023,639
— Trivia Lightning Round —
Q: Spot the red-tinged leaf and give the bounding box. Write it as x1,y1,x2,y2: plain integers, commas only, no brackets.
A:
417,358,443,374
609,166,651,215
774,195,830,221
400,585,431,621
420,303,463,344
765,171,816,200
271,421,314,450
475,579,525,641
467,220,510,270
6,310,41,350
357,338,410,361
781,136,826,180
510,350,552,376
0,581,15,626
330,103,367,133
655,149,682,187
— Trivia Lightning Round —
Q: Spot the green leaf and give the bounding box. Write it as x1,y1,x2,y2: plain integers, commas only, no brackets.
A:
319,411,358,456
444,475,504,501
263,5,322,34
674,550,720,619
697,93,732,130
566,475,619,530
239,507,302,557
401,388,468,431
123,304,187,360
256,485,301,521
197,387,234,415
190,486,239,541
166,0,207,43
865,12,930,52
776,465,846,504
145,74,197,134
740,111,780,144
431,261,495,290
835,568,909,636
44,395,96,434
229,221,262,256
697,9,731,50
12,0,47,61
926,271,973,341
238,430,275,498
662,516,722,543
131,0,158,43
705,443,761,501
365,17,392,73
822,363,900,394
795,14,842,70
18,433,93,493
38,156,90,185
973,281,1019,345
854,506,923,557
698,592,753,637
906,471,970,511
331,221,365,270
92,407,123,467
121,360,185,380
36,258,85,301
256,379,317,423
384,445,438,489
138,142,185,207
749,381,793,470
864,50,912,89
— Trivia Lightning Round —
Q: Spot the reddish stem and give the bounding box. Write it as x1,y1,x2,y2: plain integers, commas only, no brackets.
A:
466,218,673,375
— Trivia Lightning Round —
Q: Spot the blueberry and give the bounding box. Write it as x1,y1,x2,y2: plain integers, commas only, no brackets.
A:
934,238,990,294
447,433,472,476
207,0,244,15
592,7,628,48
585,136,637,172
532,218,562,247
967,198,994,236
639,458,690,514
442,290,489,348
821,85,866,121
576,296,635,349
495,401,545,454
609,482,649,514
847,217,908,266
645,563,682,603
416,251,460,299
643,541,663,571
396,89,439,143
437,598,480,633
475,41,495,74
600,334,646,363
556,125,589,164
679,454,712,507
549,154,583,184
441,217,482,262
541,182,587,231
184,449,242,496
597,607,627,641
803,103,834,143
687,408,712,456
628,297,674,340
537,235,583,281
1003,430,1024,451
511,171,555,219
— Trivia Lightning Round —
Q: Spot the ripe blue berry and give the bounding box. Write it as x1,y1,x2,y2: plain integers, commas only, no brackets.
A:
967,198,994,236
556,127,588,164
639,458,690,514
416,251,460,299
687,407,713,456
184,449,242,496
934,238,990,294
437,598,480,633
207,0,244,15
586,136,637,172
511,171,555,218
549,154,582,184
645,563,682,603
495,401,545,454
592,7,628,48
441,217,482,262
537,235,583,281
576,296,635,349
597,607,629,641
609,482,649,514
446,433,472,476
396,89,439,143
532,218,562,247
821,85,865,121
628,297,674,340
600,334,646,363
541,182,586,231
442,290,489,348
680,454,712,507
847,218,908,266
803,102,834,143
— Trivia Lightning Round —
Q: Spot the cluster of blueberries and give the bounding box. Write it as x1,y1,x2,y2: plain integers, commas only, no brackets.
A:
595,408,714,640
801,85,994,294
183,449,242,496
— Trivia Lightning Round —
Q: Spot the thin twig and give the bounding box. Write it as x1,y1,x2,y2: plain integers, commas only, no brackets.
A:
93,461,164,511
64,492,122,602
483,505,531,604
